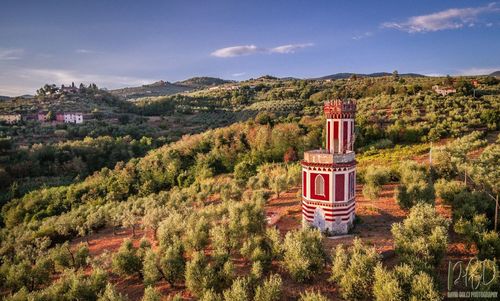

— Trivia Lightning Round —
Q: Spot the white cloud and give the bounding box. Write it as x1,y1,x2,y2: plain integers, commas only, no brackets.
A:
382,3,499,33
232,72,246,77
352,32,373,40
211,43,313,58
75,49,98,54
0,48,24,60
211,45,262,57
269,43,314,54
457,67,500,75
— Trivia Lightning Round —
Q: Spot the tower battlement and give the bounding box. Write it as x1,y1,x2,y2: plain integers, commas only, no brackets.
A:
324,99,356,119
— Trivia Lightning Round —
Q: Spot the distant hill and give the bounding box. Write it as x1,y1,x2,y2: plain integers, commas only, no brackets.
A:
111,77,232,100
0,96,11,101
110,80,191,100
175,77,233,88
316,72,426,80
490,71,500,77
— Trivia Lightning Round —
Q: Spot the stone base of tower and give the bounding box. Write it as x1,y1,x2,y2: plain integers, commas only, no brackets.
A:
302,199,355,235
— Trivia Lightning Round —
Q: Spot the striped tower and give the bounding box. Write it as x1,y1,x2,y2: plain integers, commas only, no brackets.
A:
301,99,356,234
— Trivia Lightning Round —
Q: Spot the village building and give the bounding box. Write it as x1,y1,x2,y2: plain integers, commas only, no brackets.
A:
301,99,356,234
63,112,84,124
0,114,22,124
432,85,456,96
37,111,48,122
56,113,65,122
58,83,79,94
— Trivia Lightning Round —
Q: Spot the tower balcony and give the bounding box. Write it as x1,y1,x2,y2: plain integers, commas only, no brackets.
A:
303,149,355,164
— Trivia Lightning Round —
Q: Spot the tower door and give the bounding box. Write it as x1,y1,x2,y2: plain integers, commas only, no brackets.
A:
313,207,326,231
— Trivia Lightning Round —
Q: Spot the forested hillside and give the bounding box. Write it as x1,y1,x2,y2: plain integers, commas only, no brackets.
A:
0,74,499,300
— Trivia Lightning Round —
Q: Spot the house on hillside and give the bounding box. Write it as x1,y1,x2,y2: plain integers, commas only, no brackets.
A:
58,83,79,94
56,113,65,122
471,80,479,88
432,85,456,96
63,112,83,124
0,114,21,124
37,111,48,122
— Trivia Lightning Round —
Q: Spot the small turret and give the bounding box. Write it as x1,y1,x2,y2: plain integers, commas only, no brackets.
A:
324,99,356,154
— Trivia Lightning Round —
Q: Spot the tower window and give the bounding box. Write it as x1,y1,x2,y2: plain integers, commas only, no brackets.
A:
315,175,325,196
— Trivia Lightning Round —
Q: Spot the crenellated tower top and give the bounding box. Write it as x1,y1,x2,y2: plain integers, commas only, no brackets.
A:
323,99,356,119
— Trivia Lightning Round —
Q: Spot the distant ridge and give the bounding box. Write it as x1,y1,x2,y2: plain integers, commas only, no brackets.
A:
110,77,231,100
315,72,426,80
175,77,233,88
490,71,500,77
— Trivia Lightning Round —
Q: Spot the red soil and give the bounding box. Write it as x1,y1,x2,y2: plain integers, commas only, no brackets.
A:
69,183,474,300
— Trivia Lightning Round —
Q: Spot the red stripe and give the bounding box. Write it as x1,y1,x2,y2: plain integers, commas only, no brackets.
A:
302,201,355,212
327,121,331,150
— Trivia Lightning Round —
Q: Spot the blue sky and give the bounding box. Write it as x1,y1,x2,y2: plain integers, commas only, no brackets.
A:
1,0,499,95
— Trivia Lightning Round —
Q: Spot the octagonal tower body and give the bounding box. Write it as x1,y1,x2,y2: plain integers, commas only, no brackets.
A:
301,100,356,234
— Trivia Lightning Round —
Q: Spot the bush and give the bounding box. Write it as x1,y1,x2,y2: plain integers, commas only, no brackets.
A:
362,165,390,201
434,179,466,204
185,252,234,297
222,277,250,301
283,228,326,282
373,263,440,301
159,240,186,285
453,214,488,248
98,283,128,301
330,238,380,301
142,250,161,286
395,161,434,209
477,231,500,260
142,286,161,301
409,272,441,301
254,274,282,301
373,264,403,301
298,291,329,301
391,204,448,273
112,240,142,277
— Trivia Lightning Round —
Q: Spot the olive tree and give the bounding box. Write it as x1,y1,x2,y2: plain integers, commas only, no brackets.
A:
283,228,326,282
330,238,380,301
391,204,448,273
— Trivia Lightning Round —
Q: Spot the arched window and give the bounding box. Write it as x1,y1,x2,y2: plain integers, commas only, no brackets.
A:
315,174,325,196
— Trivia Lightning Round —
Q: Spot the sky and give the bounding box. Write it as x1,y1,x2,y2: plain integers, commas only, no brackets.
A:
1,0,499,96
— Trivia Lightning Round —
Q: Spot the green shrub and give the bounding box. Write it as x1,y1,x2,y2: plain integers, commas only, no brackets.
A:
395,161,434,209
283,228,326,282
330,238,380,301
222,277,250,301
142,286,161,301
112,240,142,277
391,204,448,273
254,274,282,301
159,240,186,285
298,291,329,301
98,283,128,301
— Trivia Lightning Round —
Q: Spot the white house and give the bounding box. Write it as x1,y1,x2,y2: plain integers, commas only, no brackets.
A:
64,112,84,124
432,85,456,96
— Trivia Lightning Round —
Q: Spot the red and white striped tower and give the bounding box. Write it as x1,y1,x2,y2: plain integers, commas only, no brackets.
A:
301,99,356,234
